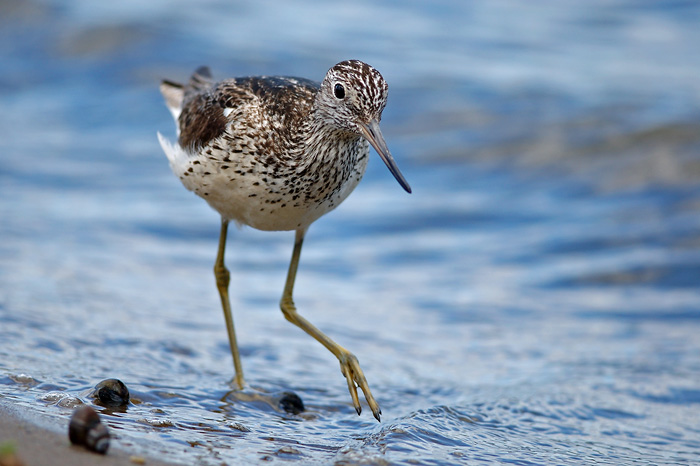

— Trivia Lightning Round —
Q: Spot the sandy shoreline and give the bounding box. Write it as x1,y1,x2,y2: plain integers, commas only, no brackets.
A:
0,403,177,466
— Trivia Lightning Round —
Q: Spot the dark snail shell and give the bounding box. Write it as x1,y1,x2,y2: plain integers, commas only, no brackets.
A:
277,391,305,415
84,422,110,454
68,405,110,454
92,378,130,407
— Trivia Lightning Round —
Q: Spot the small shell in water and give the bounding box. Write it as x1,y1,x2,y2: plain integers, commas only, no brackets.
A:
277,391,305,415
68,405,110,454
92,378,130,407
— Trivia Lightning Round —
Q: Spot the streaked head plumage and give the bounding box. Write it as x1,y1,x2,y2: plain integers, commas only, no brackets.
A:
315,60,389,134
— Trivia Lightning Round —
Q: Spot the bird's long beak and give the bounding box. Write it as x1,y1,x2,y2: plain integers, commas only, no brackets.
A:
359,119,412,193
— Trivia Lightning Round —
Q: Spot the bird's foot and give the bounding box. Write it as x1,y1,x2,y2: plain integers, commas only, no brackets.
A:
339,352,381,422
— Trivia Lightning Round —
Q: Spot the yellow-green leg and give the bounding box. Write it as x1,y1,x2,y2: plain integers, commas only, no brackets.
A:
214,218,245,389
280,228,381,421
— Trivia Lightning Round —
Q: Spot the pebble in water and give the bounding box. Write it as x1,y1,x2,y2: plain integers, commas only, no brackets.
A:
68,405,110,454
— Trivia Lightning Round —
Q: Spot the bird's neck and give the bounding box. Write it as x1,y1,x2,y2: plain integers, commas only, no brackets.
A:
303,116,364,169
287,114,367,202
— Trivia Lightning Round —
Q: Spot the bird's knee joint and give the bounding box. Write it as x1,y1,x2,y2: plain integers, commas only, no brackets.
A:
279,299,297,322
214,264,230,287
340,351,359,368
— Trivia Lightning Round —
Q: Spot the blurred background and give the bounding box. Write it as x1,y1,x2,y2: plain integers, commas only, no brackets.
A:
1,1,700,465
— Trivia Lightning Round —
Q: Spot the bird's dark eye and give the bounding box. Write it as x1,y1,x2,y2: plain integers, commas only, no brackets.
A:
333,83,345,99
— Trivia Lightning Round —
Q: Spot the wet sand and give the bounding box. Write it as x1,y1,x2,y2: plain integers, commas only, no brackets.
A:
0,404,176,466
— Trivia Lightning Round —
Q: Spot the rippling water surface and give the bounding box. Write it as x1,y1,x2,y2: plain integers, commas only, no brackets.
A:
2,1,700,465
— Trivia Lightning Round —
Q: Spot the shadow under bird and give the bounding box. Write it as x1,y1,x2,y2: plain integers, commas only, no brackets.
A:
158,59,411,421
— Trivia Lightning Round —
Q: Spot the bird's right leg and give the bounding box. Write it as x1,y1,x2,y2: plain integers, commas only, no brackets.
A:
214,218,245,389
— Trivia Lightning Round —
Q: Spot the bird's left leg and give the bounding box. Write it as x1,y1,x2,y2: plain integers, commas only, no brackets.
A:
279,228,381,421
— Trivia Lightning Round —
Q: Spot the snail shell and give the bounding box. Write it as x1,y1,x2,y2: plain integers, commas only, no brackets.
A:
68,405,110,454
277,391,304,415
92,378,130,407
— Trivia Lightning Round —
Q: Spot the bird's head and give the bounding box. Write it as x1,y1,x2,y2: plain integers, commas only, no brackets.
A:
316,60,411,193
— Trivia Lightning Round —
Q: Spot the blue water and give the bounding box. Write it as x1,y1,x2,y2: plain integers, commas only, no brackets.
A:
2,1,700,465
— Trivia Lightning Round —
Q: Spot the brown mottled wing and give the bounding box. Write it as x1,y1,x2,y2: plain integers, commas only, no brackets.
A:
177,67,228,151
178,74,319,152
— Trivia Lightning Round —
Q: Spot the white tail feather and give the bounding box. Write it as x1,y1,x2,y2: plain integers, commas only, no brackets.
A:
157,132,189,176
159,82,184,126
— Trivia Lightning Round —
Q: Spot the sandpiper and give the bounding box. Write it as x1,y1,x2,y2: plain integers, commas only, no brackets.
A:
158,60,411,421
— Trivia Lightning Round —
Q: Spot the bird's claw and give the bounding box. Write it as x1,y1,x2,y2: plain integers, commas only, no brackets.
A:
340,352,381,422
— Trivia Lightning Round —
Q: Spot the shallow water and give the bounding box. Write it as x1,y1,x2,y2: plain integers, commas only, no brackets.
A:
2,1,700,465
